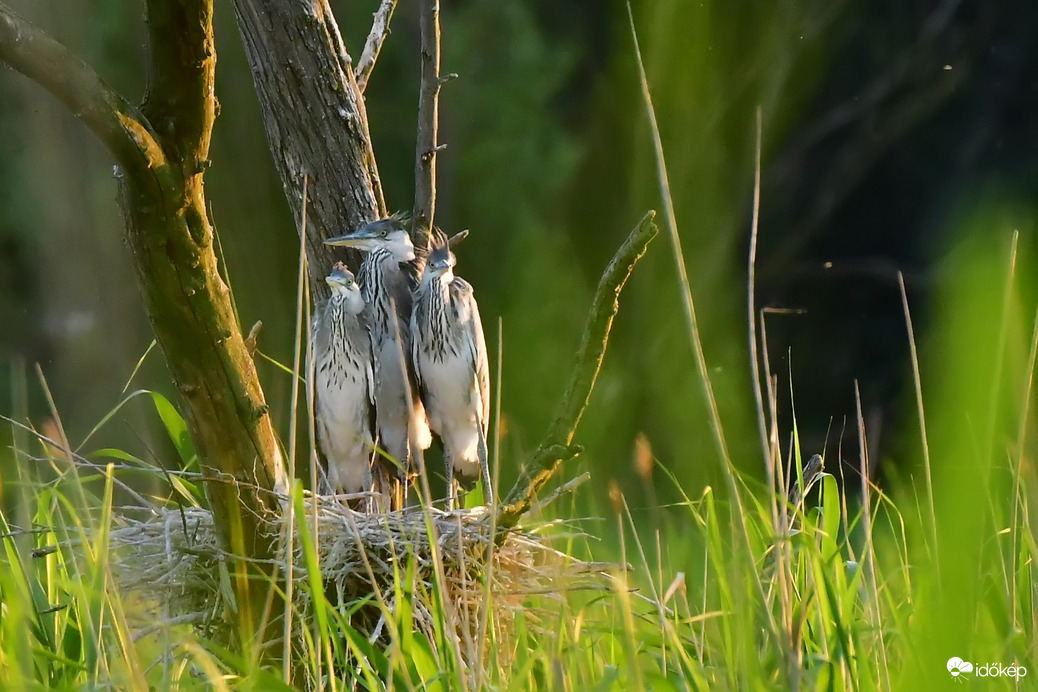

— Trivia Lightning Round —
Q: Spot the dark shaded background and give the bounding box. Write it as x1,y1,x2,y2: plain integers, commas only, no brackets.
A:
1,0,1035,506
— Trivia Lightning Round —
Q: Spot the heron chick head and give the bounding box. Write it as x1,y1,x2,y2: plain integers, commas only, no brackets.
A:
426,230,457,281
325,216,416,263
325,262,364,312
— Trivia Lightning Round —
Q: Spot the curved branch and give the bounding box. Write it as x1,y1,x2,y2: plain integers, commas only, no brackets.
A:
412,0,442,240
497,211,658,530
0,3,165,177
356,0,397,93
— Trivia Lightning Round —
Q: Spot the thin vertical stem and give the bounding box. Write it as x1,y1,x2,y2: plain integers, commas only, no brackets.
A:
855,381,891,690
748,107,770,472
985,231,1019,460
413,0,443,242
1009,306,1038,631
289,176,310,482
898,272,939,571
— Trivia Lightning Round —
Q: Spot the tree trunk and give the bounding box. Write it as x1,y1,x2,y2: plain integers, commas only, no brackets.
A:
230,0,386,300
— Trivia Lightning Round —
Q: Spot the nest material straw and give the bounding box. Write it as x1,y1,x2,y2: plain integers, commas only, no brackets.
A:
106,493,611,670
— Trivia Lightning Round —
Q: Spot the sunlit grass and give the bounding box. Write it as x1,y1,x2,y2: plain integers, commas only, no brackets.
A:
2,324,1036,690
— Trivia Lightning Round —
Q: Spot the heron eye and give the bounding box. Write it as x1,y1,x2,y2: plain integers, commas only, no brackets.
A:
380,229,388,238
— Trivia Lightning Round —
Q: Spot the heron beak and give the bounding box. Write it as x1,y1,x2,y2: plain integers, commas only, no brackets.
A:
325,232,373,248
325,222,383,248
430,258,452,274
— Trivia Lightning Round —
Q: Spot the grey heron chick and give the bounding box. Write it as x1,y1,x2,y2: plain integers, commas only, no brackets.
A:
311,263,375,505
411,230,491,509
325,217,432,509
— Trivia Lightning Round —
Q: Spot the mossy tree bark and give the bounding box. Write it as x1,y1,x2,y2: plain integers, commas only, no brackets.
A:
0,0,285,655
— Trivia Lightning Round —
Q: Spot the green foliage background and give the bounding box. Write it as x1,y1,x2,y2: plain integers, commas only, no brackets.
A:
1,0,1035,555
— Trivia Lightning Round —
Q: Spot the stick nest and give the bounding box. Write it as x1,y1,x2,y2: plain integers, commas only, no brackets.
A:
106,495,612,670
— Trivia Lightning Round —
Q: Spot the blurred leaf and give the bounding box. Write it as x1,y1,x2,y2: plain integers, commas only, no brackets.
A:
406,634,445,691
150,392,197,471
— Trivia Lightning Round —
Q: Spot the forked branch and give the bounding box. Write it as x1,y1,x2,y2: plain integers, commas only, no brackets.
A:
498,211,658,530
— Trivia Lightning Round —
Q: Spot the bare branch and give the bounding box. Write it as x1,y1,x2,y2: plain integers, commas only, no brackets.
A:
498,211,659,529
355,0,398,93
0,3,164,177
413,0,442,241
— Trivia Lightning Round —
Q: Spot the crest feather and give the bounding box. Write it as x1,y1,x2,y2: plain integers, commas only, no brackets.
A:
427,227,454,266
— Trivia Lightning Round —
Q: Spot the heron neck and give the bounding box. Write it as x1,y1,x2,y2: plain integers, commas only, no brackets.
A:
361,248,413,337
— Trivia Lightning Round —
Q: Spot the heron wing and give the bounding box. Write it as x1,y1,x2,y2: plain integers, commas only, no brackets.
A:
454,278,491,432
358,306,376,406
410,286,427,391
311,301,330,356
